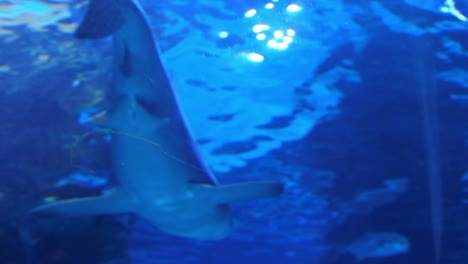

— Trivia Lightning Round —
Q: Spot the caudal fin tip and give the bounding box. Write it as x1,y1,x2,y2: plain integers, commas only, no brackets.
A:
29,203,55,216
269,181,285,196
255,180,285,198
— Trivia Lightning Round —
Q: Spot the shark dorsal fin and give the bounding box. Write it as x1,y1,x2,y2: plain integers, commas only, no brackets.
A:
75,0,125,39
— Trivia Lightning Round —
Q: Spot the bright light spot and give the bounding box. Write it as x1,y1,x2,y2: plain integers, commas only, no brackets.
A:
286,29,296,36
256,33,267,40
78,112,90,124
268,40,288,50
273,30,284,39
72,79,80,88
265,3,274,9
287,4,302,12
247,53,264,62
253,24,270,33
219,31,229,38
272,0,279,2
245,9,257,18
283,36,293,44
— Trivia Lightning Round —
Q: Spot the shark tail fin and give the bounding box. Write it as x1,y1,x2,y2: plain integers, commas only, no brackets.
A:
75,0,125,39
30,189,133,216
191,181,284,204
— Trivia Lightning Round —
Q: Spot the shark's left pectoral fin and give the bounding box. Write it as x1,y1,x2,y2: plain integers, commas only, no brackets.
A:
191,181,284,204
31,189,134,216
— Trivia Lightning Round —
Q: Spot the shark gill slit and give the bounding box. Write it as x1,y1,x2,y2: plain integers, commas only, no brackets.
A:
70,130,205,173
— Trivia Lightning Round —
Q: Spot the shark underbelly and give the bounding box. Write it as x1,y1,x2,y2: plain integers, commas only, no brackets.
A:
112,131,191,199
107,93,209,196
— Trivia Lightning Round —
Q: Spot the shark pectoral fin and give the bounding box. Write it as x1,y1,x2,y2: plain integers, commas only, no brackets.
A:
191,181,284,204
75,0,125,39
31,189,133,216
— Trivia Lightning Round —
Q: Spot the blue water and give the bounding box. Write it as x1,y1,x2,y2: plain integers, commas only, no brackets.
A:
0,0,467,263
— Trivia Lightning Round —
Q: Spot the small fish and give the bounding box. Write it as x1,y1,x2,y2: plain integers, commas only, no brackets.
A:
383,178,408,191
345,232,410,261
344,178,408,215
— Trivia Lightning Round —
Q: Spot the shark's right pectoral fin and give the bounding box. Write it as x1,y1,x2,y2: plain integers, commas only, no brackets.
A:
191,181,284,204
31,189,134,216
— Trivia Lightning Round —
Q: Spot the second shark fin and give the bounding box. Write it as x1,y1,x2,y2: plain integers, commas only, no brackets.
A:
31,189,134,216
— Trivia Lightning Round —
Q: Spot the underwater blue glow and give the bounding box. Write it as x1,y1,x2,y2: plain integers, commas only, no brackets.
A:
3,0,468,263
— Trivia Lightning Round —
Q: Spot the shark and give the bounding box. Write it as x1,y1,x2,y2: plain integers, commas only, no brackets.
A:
32,0,283,240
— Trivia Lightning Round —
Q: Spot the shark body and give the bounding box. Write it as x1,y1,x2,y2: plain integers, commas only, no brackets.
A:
33,0,283,240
